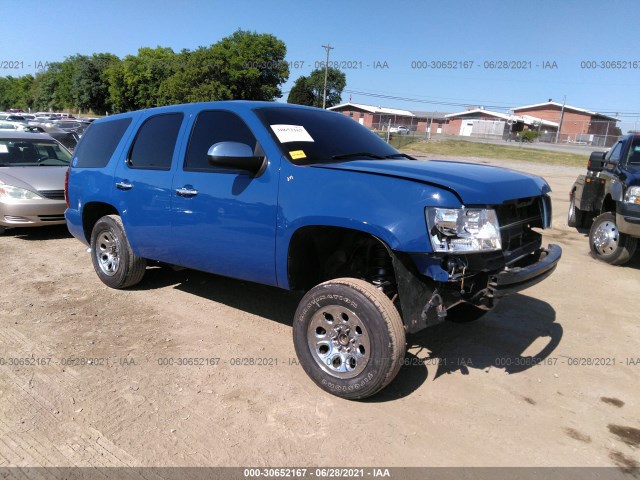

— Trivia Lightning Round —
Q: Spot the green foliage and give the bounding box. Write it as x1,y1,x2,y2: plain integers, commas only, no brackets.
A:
287,67,346,108
307,67,346,108
0,30,289,113
210,29,289,101
0,75,34,110
72,53,120,114
519,130,541,142
287,76,314,106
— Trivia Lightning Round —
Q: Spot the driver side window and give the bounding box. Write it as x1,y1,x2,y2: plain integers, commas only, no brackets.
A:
184,110,259,172
606,141,623,165
625,139,640,165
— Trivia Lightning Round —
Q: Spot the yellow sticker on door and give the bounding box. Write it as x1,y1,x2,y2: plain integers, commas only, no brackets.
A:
289,150,307,160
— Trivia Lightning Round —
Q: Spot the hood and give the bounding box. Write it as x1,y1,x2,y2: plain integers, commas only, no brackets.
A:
0,166,67,192
312,159,550,205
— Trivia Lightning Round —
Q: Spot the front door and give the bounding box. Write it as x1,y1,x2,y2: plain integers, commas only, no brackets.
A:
170,110,280,287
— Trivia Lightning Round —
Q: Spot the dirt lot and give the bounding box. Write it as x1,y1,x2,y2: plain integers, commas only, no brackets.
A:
0,155,639,471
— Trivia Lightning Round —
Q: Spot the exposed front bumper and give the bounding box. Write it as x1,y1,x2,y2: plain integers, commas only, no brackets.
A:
616,202,640,237
488,244,562,298
393,244,562,334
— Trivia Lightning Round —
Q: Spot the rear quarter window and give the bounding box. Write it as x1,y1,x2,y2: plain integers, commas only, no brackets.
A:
73,118,132,168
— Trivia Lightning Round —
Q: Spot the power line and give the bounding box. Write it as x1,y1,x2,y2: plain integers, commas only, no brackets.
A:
344,88,640,118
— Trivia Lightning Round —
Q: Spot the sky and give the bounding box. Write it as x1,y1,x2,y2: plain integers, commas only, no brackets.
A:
2,0,640,131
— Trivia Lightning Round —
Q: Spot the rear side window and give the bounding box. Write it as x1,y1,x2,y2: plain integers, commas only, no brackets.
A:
184,111,258,171
127,113,183,170
73,118,132,168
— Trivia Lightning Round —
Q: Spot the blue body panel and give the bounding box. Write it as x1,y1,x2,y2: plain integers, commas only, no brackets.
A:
66,101,553,291
312,160,551,205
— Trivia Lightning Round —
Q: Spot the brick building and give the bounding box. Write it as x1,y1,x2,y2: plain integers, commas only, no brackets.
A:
444,108,558,139
328,103,449,132
512,101,620,146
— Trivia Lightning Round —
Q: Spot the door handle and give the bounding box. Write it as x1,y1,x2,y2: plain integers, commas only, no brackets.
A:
176,187,199,197
115,181,133,190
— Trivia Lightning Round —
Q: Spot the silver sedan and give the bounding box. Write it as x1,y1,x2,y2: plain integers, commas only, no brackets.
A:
0,131,71,234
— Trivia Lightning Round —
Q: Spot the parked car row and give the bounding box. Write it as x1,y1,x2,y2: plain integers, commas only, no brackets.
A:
0,111,97,150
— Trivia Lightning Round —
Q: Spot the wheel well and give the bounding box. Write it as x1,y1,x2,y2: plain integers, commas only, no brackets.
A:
287,226,396,296
601,195,616,214
82,202,119,243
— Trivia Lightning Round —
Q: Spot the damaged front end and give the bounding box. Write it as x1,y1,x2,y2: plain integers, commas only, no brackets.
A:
394,195,562,333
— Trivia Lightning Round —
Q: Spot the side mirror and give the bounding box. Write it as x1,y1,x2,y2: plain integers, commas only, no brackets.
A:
587,151,606,173
207,142,266,176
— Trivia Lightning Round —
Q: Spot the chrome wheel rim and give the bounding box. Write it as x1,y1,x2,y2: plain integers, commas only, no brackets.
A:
95,230,120,276
307,306,371,379
593,220,618,255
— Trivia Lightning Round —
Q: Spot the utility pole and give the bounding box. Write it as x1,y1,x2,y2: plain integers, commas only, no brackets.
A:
555,95,566,144
428,111,435,140
321,43,334,109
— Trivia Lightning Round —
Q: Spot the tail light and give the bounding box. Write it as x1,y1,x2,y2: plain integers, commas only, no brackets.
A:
64,166,70,208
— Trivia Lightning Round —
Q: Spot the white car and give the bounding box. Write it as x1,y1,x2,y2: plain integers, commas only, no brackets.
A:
389,125,410,135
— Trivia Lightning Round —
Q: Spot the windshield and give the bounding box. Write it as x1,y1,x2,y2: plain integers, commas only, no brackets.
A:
255,107,403,165
0,138,72,166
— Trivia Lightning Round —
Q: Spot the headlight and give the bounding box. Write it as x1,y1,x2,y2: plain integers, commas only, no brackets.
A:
624,186,640,205
426,207,502,253
0,184,43,200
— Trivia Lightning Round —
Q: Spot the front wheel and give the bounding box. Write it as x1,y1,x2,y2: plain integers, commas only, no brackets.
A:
293,278,406,399
90,215,147,288
589,212,637,265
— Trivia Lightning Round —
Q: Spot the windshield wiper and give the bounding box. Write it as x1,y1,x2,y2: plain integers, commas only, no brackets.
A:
384,153,416,160
331,152,386,160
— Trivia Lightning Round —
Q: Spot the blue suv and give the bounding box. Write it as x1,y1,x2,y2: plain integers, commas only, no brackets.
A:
65,101,561,399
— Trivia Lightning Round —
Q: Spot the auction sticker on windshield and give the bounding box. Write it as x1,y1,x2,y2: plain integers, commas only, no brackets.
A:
289,150,307,160
270,124,314,143
0,144,8,153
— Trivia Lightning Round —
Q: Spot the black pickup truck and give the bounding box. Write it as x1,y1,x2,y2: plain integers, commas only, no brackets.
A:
569,134,640,265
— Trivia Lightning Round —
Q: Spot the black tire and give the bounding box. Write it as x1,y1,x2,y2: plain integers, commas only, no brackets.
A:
293,278,406,400
567,193,586,229
90,215,146,288
589,212,637,265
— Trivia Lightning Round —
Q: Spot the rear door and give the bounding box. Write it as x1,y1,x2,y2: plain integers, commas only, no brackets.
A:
112,112,186,263
170,109,279,286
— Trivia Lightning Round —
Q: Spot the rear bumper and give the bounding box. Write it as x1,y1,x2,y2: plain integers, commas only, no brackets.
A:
488,244,562,298
65,208,89,246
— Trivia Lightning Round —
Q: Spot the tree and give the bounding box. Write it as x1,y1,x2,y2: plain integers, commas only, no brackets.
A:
0,75,34,111
209,29,289,101
306,67,346,108
157,47,232,104
287,76,314,106
71,53,120,114
287,67,346,108
106,46,176,112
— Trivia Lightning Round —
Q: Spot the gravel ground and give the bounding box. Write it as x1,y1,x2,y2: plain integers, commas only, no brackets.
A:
0,155,638,472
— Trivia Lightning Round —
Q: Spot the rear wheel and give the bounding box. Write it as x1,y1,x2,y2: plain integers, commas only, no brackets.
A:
90,215,146,288
589,212,637,265
567,193,586,229
293,278,406,399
